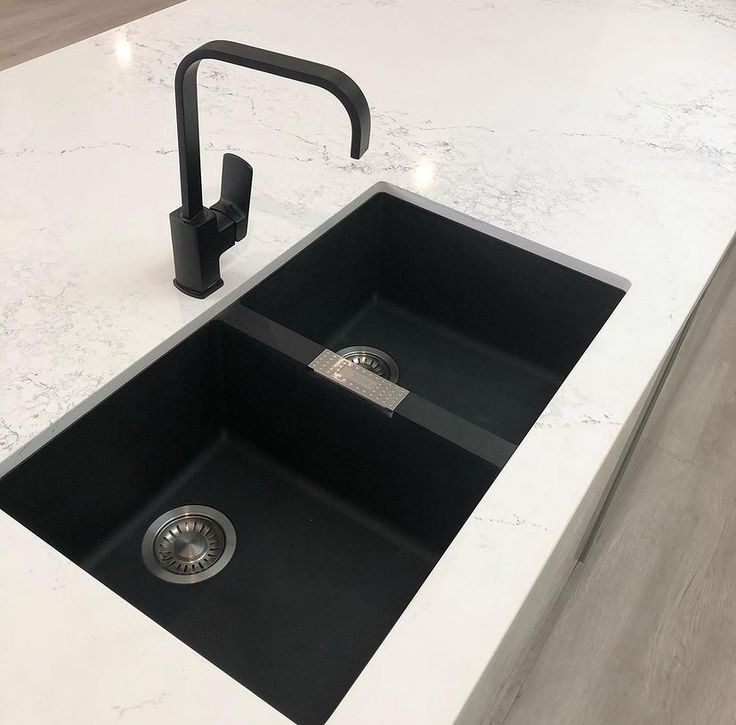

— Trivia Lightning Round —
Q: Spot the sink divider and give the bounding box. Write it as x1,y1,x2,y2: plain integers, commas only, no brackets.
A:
217,304,517,471
397,394,516,469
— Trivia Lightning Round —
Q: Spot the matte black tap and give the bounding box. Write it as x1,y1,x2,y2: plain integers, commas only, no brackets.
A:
169,40,371,298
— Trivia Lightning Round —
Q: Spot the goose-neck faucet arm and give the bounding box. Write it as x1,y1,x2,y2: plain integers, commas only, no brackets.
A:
170,40,371,297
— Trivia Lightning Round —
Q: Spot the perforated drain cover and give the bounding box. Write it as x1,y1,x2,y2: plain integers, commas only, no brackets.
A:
336,346,399,382
141,505,236,584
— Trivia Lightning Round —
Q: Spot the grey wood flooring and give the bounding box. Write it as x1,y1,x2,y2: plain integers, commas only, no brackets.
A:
0,0,181,71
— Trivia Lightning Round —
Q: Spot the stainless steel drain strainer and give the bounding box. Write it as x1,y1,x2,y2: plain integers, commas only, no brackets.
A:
141,505,236,584
336,346,399,382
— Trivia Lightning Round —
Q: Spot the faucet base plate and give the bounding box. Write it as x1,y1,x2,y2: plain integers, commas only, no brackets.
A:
173,277,223,299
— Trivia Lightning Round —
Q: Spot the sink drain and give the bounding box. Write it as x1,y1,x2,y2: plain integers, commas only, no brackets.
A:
141,505,236,584
336,346,399,382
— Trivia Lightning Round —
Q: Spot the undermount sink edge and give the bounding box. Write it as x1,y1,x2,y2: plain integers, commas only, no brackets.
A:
0,182,629,725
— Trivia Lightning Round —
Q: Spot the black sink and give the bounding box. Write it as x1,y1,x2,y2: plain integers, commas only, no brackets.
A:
244,191,625,444
0,188,625,725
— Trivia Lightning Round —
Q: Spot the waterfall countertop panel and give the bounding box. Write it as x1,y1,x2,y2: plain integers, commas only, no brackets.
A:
0,0,734,722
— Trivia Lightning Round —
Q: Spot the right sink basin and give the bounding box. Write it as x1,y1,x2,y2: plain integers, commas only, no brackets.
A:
243,187,627,445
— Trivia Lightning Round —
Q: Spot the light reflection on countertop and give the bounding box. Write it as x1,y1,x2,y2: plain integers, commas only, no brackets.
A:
114,33,133,67
412,157,435,192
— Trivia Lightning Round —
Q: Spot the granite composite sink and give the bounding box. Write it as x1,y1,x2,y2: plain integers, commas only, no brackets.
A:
0,187,626,725
243,189,627,444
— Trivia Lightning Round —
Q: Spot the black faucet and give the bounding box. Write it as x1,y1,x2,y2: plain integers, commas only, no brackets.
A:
169,40,371,298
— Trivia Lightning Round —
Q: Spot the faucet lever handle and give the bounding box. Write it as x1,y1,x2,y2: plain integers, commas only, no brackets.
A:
211,152,253,241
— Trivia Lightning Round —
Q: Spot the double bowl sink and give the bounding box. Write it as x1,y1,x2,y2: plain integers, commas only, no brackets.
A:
0,187,625,725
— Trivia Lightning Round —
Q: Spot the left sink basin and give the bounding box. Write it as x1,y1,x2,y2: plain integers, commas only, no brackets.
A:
0,316,497,725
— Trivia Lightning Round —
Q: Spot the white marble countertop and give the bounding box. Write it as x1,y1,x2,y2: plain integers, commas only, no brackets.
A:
1,0,735,722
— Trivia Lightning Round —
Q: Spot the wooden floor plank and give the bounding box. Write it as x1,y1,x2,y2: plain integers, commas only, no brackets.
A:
0,0,182,71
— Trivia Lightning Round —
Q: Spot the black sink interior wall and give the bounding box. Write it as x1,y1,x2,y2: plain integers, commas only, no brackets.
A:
0,328,221,564
242,194,384,345
242,192,625,443
244,192,625,378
